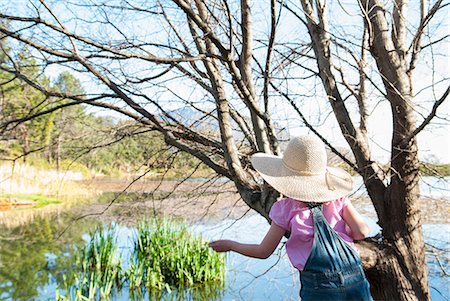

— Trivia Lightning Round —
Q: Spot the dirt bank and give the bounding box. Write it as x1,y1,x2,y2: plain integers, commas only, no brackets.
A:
75,178,449,226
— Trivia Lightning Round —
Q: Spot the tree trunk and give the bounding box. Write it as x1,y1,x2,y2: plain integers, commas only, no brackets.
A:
296,0,430,299
360,192,428,301
360,0,430,299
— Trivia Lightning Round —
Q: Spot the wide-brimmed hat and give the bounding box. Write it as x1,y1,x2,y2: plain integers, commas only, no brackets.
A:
251,135,353,203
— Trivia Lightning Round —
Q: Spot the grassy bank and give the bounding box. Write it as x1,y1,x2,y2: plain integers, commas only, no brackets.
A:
0,162,92,197
0,193,62,208
0,162,95,227
340,162,450,177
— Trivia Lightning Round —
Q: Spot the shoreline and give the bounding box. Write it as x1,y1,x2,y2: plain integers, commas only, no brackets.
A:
78,194,449,226
1,177,448,228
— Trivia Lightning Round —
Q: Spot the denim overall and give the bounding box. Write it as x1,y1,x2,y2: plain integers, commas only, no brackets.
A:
299,204,373,301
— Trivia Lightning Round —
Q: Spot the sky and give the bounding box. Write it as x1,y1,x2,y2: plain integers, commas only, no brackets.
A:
4,0,449,164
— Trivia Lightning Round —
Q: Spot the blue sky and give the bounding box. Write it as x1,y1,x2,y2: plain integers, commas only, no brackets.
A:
3,0,449,163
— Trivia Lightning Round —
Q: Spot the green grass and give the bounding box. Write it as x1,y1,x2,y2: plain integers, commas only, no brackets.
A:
56,219,225,300
56,224,124,300
0,193,62,208
129,219,225,290
339,162,450,177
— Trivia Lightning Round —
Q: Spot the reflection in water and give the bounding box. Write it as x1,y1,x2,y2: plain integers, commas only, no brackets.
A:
126,283,224,301
0,213,99,300
0,213,225,301
0,199,448,300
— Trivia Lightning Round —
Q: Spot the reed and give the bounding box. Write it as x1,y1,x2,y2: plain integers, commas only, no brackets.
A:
0,162,89,197
56,224,124,300
56,218,225,300
128,218,225,291
0,162,95,227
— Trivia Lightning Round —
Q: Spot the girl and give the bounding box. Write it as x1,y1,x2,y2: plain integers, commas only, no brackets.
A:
209,135,373,300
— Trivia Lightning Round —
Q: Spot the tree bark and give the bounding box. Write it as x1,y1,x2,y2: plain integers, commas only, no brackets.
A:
240,0,271,154
298,0,431,299
360,1,429,300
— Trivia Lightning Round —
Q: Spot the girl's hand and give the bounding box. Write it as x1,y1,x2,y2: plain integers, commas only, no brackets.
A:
209,223,285,258
209,240,234,252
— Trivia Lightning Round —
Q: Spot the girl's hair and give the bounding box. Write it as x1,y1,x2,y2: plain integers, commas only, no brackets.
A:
305,202,322,209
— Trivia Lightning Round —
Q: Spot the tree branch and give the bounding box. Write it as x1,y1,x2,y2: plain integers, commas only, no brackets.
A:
401,86,449,146
408,0,445,74
0,13,209,64
392,0,408,59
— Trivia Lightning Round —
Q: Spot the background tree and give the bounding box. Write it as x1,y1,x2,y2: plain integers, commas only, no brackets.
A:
0,54,55,160
0,1,448,300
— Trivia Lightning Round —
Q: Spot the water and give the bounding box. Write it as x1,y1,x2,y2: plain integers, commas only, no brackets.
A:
194,215,450,301
0,210,448,300
0,176,448,300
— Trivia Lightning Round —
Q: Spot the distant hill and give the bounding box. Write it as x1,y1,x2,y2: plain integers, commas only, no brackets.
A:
163,106,289,142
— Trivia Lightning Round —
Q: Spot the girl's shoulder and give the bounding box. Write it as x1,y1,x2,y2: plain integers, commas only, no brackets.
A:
323,196,350,212
277,196,348,207
270,198,307,230
271,198,309,218
272,196,349,214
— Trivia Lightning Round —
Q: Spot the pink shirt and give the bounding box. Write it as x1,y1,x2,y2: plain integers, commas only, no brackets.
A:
269,197,355,271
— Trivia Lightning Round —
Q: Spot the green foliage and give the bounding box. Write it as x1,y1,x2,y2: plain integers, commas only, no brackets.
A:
54,71,86,95
129,219,225,291
56,219,225,300
0,48,54,156
0,46,211,179
56,224,124,300
0,48,87,163
58,119,212,178
419,163,450,177
79,225,124,288
0,193,62,208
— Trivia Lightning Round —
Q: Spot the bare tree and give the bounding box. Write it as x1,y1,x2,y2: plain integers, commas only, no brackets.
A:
0,1,448,300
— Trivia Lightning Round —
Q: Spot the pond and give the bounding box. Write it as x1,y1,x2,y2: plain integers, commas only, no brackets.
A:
0,176,448,300
0,205,448,300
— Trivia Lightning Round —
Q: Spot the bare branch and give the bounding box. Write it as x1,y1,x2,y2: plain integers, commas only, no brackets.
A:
229,107,258,151
357,25,370,136
402,86,450,146
408,0,445,74
269,80,358,172
192,0,250,185
298,0,374,175
0,13,208,63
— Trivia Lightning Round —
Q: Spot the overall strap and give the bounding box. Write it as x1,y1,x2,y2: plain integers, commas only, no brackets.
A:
302,203,362,273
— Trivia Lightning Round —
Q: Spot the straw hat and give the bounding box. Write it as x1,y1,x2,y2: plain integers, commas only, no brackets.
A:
251,135,353,203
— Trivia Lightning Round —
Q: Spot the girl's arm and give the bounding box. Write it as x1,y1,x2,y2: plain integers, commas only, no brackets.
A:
343,202,370,240
209,223,285,259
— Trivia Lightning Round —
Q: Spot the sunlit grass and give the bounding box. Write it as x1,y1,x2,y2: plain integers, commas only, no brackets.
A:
129,219,225,290
56,219,225,300
0,163,96,227
0,162,93,198
56,224,124,300
0,193,62,208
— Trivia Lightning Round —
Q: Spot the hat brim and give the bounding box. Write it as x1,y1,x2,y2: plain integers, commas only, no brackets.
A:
251,153,353,203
